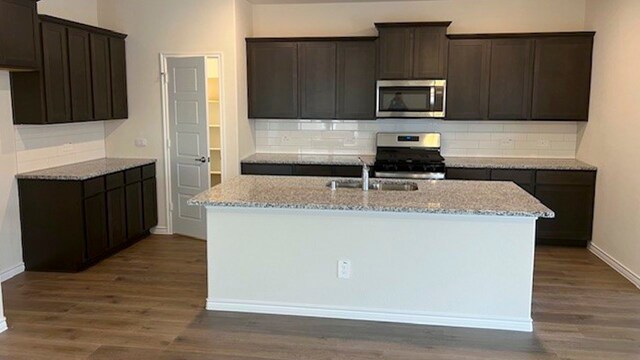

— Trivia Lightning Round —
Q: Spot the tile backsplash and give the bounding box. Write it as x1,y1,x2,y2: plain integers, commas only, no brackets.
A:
14,122,106,173
254,119,579,158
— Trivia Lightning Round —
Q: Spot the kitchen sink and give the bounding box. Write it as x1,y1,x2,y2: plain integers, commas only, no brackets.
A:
326,180,418,191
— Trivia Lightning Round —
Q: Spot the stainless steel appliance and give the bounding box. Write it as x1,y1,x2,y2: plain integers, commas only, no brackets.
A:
376,80,446,118
373,132,446,180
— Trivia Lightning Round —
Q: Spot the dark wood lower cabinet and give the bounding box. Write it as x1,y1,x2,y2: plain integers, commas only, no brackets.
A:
18,164,158,272
447,167,596,246
241,163,363,177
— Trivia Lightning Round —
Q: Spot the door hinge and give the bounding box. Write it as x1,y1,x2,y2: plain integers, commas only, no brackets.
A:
161,72,168,84
169,201,174,212
166,138,171,149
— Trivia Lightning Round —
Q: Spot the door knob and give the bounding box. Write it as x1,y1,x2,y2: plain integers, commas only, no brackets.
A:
195,156,207,163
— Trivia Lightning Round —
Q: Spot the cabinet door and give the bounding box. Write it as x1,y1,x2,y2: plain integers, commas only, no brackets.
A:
0,0,39,69
535,171,596,246
446,39,491,120
109,37,128,119
142,178,158,230
41,21,71,123
488,39,534,120
90,33,112,120
299,42,336,119
531,36,593,121
84,193,109,260
413,26,448,79
67,28,94,121
248,42,298,118
446,168,491,180
125,182,144,239
377,27,413,79
336,41,376,120
490,169,535,194
106,187,127,247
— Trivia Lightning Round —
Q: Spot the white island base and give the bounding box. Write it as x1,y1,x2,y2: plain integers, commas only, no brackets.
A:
205,206,537,332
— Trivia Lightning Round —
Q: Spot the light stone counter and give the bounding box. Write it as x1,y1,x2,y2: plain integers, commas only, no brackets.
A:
241,153,375,166
189,175,553,218
445,157,596,171
16,158,157,181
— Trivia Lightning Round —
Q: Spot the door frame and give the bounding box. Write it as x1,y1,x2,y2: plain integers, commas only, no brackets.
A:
159,52,225,235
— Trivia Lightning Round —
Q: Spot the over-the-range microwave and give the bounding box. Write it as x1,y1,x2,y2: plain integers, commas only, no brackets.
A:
376,80,446,118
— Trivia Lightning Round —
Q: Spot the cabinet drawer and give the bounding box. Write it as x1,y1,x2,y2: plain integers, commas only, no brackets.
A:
142,163,156,179
105,172,124,190
125,167,142,184
295,165,333,176
446,168,491,180
241,163,293,175
536,170,596,185
83,177,105,198
491,169,535,184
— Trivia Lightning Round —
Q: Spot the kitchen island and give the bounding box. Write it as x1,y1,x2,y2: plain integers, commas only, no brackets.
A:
189,176,553,332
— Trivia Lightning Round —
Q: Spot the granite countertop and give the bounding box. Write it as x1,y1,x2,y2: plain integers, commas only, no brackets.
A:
189,175,554,218
16,158,157,181
242,153,596,171
445,157,597,171
242,153,376,166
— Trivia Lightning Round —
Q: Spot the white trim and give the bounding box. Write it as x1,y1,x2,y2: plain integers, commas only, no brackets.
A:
150,226,170,235
589,243,640,289
159,52,225,236
0,263,24,282
206,299,533,332
0,318,7,333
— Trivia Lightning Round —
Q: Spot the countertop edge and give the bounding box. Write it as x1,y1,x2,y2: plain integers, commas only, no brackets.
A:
16,158,157,181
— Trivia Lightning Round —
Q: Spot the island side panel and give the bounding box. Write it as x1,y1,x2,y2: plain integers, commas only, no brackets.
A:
0,283,6,333
205,207,537,332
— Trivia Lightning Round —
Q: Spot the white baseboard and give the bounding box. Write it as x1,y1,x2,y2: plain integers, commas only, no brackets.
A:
206,299,533,332
151,226,171,235
0,263,24,282
589,243,640,289
0,318,6,333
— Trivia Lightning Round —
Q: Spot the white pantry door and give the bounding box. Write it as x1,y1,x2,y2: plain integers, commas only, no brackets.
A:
167,57,209,239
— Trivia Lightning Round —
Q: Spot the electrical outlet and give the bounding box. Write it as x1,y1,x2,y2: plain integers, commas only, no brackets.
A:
500,139,514,148
281,135,291,144
537,139,550,148
337,260,351,279
61,143,73,153
344,137,357,146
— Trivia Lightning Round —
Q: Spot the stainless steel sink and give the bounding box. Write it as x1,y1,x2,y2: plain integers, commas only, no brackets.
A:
327,180,418,191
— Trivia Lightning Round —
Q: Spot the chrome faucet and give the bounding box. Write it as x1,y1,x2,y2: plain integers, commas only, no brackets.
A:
358,157,369,191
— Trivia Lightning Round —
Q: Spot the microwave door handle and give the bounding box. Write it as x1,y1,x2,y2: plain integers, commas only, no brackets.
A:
429,87,436,110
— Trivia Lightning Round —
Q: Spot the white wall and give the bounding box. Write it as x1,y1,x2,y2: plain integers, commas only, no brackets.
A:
578,0,640,284
98,0,254,232
249,0,588,158
252,0,586,36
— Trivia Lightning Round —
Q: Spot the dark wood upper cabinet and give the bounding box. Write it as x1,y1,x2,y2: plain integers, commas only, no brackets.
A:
67,27,94,121
488,39,534,120
41,21,71,123
10,15,128,125
413,26,449,79
109,36,128,119
446,39,491,120
336,40,376,119
531,35,594,121
248,41,298,118
377,27,413,79
90,33,112,120
376,22,450,80
299,41,337,119
0,0,39,70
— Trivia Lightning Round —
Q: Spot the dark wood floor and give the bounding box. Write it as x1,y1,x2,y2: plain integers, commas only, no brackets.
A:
0,235,638,360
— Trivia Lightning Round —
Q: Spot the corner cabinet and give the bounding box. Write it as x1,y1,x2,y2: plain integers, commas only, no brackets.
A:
247,37,377,120
446,32,594,121
18,163,158,272
0,0,39,70
10,15,128,125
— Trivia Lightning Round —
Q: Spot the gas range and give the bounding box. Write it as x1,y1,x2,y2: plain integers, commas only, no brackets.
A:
373,133,446,180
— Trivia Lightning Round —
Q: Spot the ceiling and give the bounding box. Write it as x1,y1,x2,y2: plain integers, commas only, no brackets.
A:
247,0,436,4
